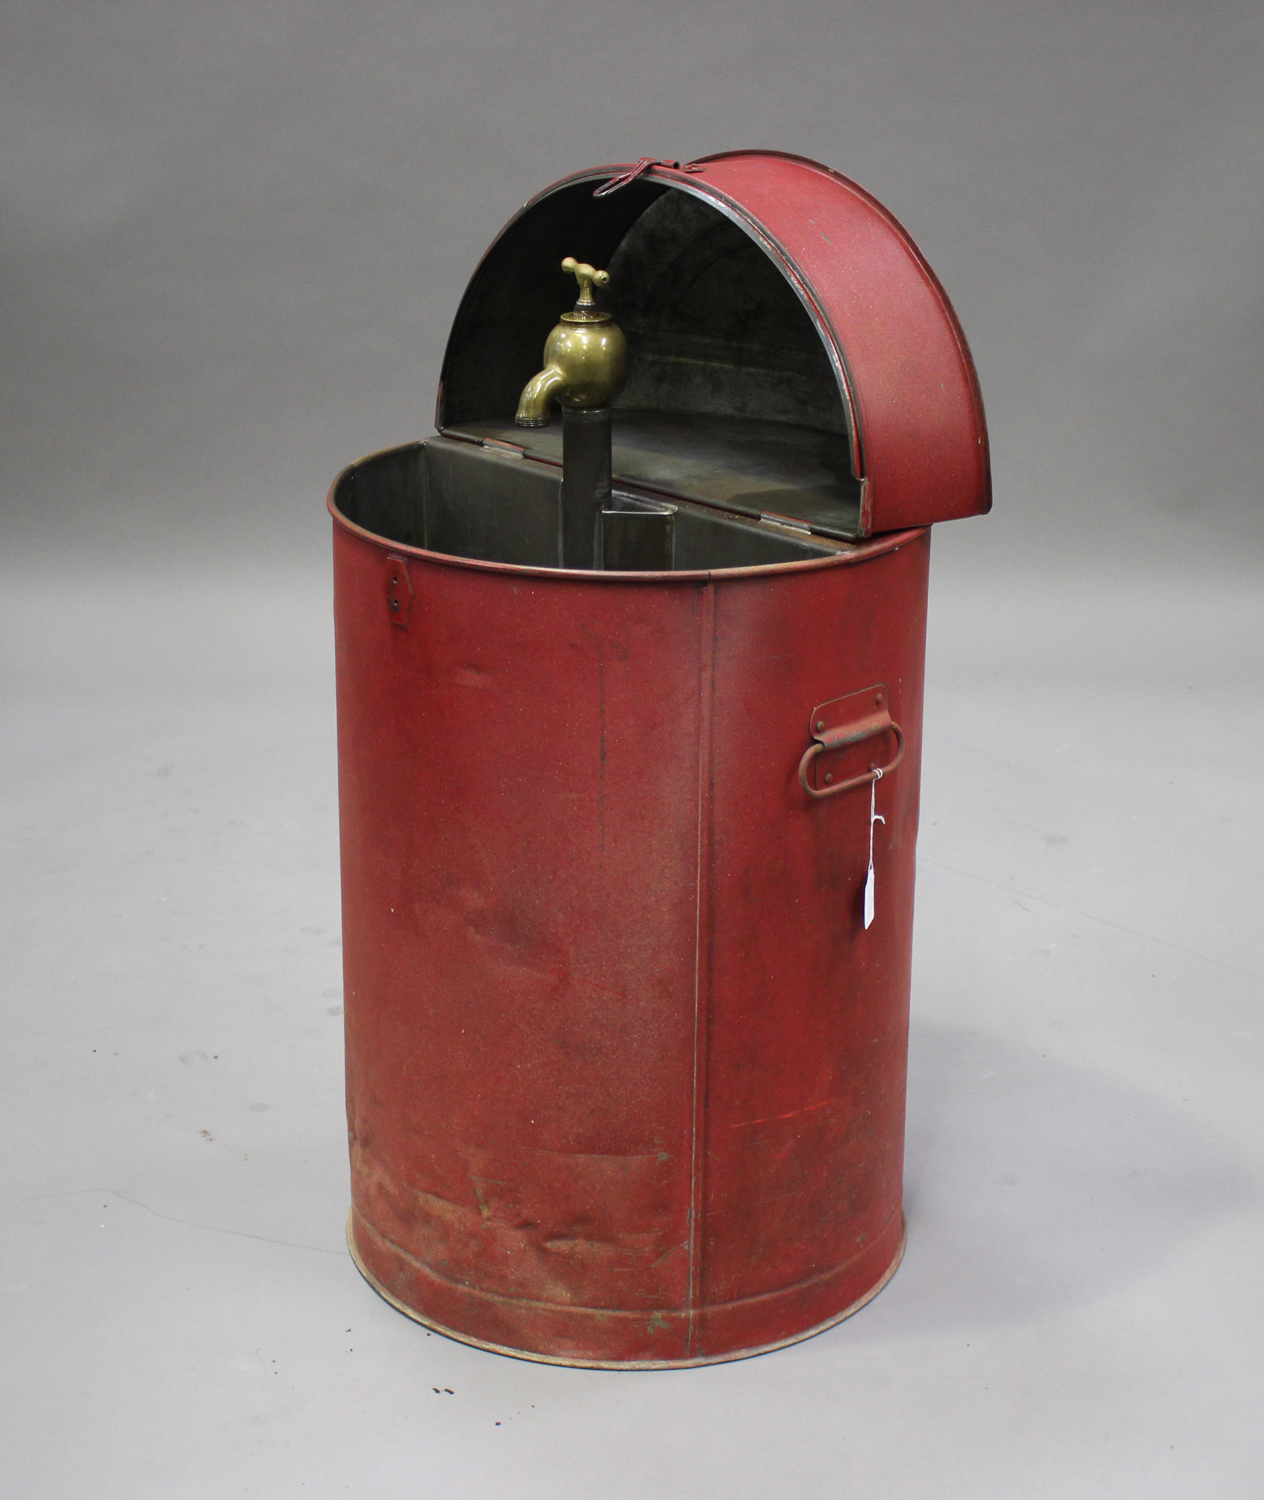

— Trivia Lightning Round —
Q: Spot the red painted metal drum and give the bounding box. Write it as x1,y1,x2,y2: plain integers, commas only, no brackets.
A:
330,153,988,1366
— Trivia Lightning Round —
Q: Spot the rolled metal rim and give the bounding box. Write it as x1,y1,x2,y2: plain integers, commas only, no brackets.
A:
328,475,926,586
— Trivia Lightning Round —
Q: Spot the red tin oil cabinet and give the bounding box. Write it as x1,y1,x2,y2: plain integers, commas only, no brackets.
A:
329,152,989,1367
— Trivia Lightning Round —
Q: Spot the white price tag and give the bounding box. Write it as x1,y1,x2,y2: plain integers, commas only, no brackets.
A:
864,768,884,930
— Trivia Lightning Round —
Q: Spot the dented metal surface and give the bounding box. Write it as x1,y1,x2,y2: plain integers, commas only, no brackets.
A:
333,515,929,1365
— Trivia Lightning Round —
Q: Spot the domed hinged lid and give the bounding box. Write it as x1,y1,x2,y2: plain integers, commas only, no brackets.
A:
436,152,990,539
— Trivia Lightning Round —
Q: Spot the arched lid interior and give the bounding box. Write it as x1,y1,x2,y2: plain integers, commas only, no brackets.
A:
438,154,989,538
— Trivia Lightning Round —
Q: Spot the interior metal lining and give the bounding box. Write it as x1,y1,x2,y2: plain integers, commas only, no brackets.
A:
606,188,846,435
454,412,859,540
333,440,846,572
437,181,863,539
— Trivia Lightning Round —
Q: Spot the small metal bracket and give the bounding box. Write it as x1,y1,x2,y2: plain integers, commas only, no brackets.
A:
601,501,674,571
385,555,413,627
593,158,705,197
759,510,813,536
799,684,903,799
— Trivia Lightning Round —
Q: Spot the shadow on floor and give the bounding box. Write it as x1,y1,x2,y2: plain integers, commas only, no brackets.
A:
845,1016,1256,1336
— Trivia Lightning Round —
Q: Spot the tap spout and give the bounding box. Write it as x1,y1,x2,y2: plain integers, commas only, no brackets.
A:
515,365,566,428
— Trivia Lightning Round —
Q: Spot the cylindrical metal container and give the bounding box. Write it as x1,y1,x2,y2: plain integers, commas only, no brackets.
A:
331,152,989,1366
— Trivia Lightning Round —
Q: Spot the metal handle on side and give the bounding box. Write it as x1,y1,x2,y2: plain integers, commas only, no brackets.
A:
798,697,904,800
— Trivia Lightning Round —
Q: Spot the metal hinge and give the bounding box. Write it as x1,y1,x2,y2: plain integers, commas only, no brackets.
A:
385,555,414,627
759,511,813,536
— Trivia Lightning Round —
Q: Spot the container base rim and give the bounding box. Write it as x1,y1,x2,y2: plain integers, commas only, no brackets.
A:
346,1209,906,1369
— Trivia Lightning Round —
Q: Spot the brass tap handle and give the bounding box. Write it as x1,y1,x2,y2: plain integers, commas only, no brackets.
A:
562,257,610,315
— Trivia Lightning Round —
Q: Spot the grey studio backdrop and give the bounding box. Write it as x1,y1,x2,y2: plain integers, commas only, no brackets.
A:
2,3,1262,1498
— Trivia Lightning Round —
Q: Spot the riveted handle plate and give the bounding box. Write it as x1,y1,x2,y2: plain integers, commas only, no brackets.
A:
799,684,904,799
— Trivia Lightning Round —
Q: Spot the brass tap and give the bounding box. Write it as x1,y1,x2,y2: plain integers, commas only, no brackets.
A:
515,258,628,428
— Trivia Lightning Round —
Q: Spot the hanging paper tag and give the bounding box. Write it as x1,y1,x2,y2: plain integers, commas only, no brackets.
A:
864,769,884,930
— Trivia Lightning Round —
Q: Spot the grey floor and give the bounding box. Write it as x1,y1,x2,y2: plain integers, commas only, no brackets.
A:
4,519,1261,1499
